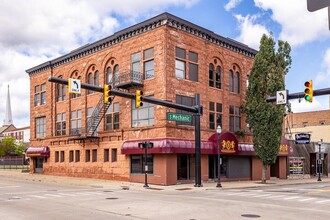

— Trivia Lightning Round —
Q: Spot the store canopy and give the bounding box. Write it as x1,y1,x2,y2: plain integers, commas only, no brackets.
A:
26,146,50,157
121,138,213,155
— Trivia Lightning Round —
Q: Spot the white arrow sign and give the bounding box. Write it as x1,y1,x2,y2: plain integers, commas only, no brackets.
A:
276,90,288,105
68,78,81,94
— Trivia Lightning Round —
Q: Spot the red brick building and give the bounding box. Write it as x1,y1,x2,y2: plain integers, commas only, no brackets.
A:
26,13,288,185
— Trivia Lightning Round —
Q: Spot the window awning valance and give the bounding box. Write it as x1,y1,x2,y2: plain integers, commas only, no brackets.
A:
121,138,213,155
26,146,50,157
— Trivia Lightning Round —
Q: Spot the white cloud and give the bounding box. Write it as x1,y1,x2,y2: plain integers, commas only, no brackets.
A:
314,48,330,87
225,0,243,11
0,0,200,128
254,0,330,47
234,14,270,50
290,96,329,113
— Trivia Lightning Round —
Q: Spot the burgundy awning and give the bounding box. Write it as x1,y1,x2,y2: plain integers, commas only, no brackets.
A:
121,138,213,155
26,146,50,157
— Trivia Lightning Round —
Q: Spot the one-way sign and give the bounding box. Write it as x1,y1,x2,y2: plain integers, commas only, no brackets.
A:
276,90,288,105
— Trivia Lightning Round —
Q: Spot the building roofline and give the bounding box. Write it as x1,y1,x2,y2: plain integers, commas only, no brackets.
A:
26,12,258,76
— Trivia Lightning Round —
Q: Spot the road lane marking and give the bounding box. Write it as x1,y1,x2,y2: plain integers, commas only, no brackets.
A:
57,193,77,196
268,195,286,199
283,196,300,200
44,194,63,198
299,198,316,202
316,199,330,204
251,194,272,198
30,195,47,199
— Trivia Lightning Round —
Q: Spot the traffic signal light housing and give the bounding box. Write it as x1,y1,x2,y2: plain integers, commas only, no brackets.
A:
104,84,112,104
136,90,143,108
304,80,313,102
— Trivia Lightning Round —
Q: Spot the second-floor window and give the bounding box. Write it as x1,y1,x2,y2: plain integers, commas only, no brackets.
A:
132,98,154,127
229,68,240,93
176,95,195,126
131,52,141,74
209,102,222,129
56,113,66,136
70,109,82,135
175,47,198,82
35,83,46,106
229,106,241,132
209,63,221,89
56,76,66,102
36,116,46,138
105,102,119,130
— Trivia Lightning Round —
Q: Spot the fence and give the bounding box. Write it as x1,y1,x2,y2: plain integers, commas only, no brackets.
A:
0,156,29,170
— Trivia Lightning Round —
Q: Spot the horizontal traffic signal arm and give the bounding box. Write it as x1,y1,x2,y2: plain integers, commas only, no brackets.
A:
48,76,199,113
266,87,330,102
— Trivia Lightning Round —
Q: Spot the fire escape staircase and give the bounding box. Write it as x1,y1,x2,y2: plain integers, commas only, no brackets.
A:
86,94,113,137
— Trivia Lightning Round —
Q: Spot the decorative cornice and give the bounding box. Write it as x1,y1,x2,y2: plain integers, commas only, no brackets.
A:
26,12,257,76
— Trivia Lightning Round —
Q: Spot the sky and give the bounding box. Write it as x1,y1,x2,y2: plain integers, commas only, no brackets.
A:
1,0,330,128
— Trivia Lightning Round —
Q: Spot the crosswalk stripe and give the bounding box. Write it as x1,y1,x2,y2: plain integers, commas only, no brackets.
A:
30,195,47,199
283,196,300,200
251,194,271,198
44,194,62,198
315,199,330,204
299,198,316,202
268,195,286,199
57,193,77,196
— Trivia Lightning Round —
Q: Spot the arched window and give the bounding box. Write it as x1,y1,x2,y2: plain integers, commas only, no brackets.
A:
87,72,93,94
106,67,112,84
94,71,99,86
215,66,221,89
234,71,240,93
209,64,214,87
114,65,119,85
56,76,66,102
229,70,234,92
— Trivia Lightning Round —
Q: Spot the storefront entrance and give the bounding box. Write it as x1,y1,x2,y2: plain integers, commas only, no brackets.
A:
34,157,44,173
177,154,195,181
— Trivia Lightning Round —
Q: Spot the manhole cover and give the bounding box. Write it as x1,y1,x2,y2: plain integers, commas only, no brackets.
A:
106,197,118,200
47,189,58,191
103,190,113,193
241,214,261,218
147,187,164,190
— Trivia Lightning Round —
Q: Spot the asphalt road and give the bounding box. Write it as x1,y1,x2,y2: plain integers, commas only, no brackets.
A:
1,176,330,220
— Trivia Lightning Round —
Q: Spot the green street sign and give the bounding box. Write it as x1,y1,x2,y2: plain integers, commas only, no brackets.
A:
167,112,191,123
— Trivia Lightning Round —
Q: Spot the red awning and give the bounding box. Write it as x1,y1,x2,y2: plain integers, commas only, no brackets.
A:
121,138,213,155
26,146,50,157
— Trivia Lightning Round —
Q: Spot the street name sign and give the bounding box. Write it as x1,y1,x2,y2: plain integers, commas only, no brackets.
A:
167,112,191,123
295,133,311,144
276,90,288,105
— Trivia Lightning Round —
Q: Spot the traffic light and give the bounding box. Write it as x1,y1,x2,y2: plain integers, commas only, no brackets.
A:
104,84,112,104
304,80,313,102
136,90,143,108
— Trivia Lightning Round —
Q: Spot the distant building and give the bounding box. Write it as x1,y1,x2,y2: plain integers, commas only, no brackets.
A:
284,111,329,178
2,126,30,146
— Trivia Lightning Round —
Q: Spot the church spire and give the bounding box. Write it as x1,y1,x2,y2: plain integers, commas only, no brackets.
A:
3,85,13,126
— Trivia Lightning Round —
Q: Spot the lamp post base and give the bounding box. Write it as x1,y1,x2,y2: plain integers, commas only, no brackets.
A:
317,177,322,182
143,184,149,188
216,182,222,188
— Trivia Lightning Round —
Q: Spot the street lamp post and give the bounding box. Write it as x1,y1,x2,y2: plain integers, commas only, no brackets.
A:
138,142,154,188
216,125,222,188
317,139,323,182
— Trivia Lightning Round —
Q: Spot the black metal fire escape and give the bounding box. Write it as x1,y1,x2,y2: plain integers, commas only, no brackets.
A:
86,94,113,137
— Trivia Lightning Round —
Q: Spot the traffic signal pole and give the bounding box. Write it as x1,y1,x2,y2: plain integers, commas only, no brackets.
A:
266,87,330,102
48,76,203,187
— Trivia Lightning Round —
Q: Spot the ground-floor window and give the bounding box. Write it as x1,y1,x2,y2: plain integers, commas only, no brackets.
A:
130,154,153,174
208,155,251,179
177,154,195,180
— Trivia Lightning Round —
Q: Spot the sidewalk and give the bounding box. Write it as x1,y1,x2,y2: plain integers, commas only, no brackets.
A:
1,169,329,191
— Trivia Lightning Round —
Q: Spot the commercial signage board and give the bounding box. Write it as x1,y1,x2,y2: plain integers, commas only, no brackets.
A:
295,133,311,144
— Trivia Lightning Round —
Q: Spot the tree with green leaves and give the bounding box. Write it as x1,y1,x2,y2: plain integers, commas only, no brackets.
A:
0,136,26,156
242,34,291,183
